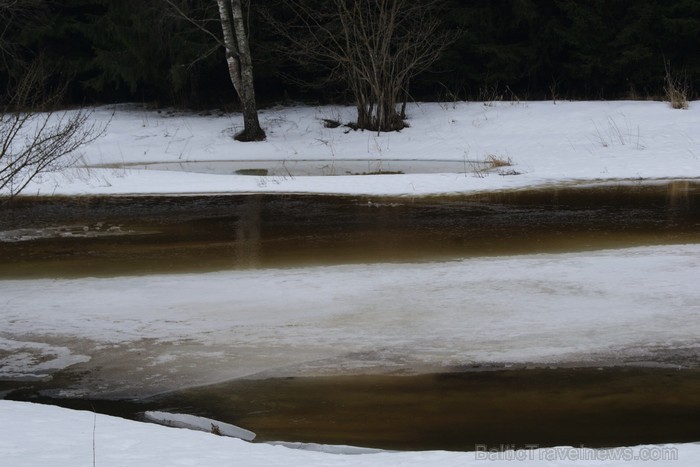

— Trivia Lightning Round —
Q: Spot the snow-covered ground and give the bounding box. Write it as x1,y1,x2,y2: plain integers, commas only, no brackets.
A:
2,101,700,465
2,400,695,467
12,100,700,197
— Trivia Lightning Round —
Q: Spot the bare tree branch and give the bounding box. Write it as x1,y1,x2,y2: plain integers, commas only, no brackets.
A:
163,0,225,48
0,0,45,72
1,62,108,199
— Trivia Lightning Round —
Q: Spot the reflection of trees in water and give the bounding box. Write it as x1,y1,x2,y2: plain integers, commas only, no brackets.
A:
665,181,693,226
667,181,691,207
234,196,261,267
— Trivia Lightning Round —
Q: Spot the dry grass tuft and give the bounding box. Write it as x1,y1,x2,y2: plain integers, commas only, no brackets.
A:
485,154,513,168
664,63,689,110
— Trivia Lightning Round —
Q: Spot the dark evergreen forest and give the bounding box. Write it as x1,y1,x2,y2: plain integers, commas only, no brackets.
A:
2,0,699,109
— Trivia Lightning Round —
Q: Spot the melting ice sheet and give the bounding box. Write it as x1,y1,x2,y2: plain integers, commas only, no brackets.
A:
1,244,699,396
0,337,89,379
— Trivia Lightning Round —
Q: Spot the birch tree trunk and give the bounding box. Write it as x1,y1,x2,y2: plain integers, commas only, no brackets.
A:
215,0,265,141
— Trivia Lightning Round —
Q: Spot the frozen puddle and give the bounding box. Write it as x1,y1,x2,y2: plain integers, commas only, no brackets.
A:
98,159,493,176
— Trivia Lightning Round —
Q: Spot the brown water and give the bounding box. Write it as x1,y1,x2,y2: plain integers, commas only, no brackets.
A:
5,367,700,451
175,368,700,451
2,182,700,450
0,182,698,278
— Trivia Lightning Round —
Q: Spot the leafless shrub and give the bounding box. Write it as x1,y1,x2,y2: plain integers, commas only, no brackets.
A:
269,0,456,132
1,63,107,198
549,79,561,105
437,82,463,110
479,83,503,107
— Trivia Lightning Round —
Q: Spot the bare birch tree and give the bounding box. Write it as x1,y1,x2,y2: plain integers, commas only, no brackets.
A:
272,0,454,132
216,0,265,140
166,0,265,141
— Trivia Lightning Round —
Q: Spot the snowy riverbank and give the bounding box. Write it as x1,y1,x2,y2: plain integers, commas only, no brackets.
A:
11,100,700,197
2,100,700,465
1,400,697,467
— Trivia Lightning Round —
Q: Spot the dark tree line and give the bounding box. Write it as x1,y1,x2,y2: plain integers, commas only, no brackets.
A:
431,0,700,101
2,0,699,109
